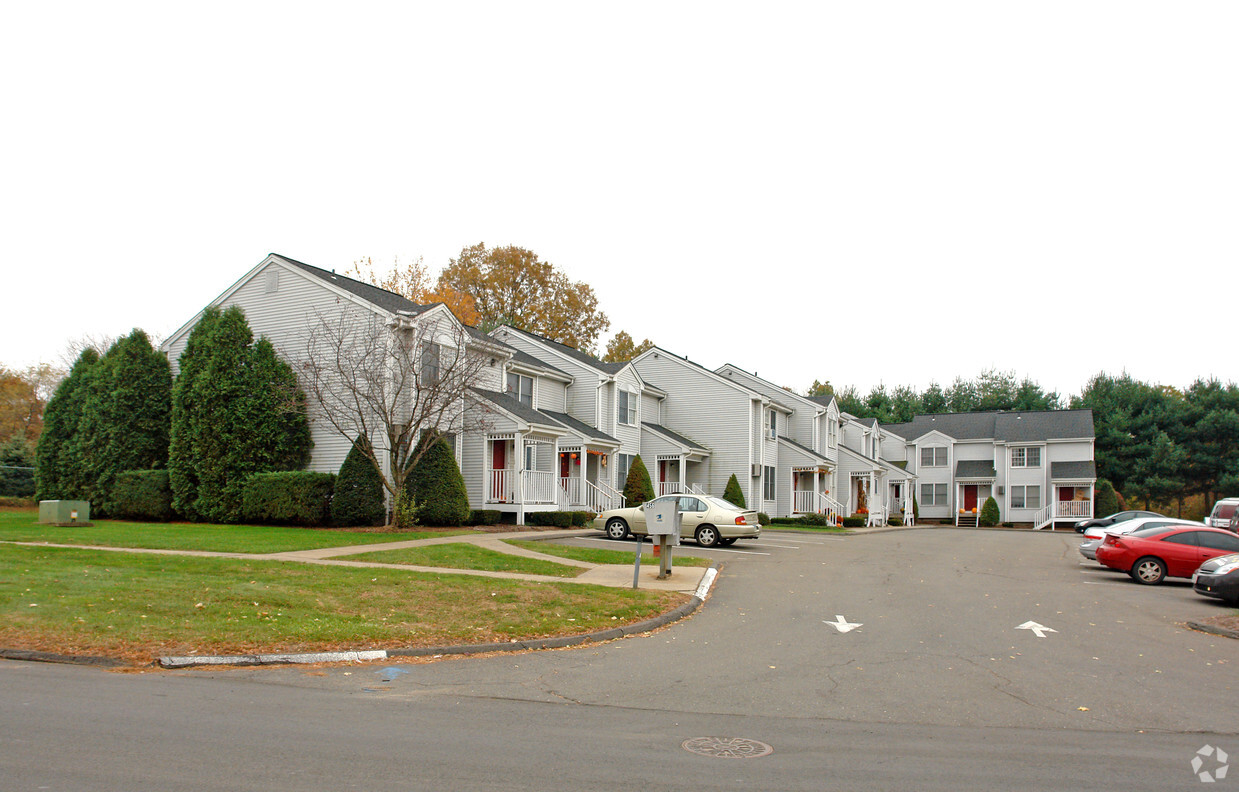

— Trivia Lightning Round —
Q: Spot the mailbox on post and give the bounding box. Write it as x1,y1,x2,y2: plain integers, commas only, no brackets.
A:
643,498,680,580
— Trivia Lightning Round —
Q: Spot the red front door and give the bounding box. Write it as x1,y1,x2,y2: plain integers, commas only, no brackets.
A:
560,453,570,478
492,441,506,470
963,485,978,511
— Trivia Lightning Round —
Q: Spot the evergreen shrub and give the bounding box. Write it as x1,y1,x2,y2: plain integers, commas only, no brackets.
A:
623,455,655,507
979,496,1000,527
1094,479,1120,519
528,511,573,528
467,509,502,526
331,435,386,527
111,469,174,521
757,512,771,526
842,516,866,528
723,473,746,508
241,471,335,526
405,437,470,527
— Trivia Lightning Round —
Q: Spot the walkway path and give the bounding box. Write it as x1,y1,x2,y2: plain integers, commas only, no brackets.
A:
7,529,706,594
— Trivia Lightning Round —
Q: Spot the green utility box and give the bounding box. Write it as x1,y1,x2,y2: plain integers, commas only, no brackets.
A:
38,500,92,526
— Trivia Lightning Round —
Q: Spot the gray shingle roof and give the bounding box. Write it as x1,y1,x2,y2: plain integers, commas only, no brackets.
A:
275,253,516,354
543,410,619,445
497,325,625,374
275,254,430,317
956,460,997,479
778,435,830,463
641,422,710,453
881,410,1094,443
1051,461,1097,480
508,349,570,379
470,389,564,429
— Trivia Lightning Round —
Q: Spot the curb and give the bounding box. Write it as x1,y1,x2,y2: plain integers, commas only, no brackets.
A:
150,560,723,669
1186,620,1239,640
0,648,126,668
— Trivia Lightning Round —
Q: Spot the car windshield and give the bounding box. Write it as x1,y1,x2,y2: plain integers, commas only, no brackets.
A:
1214,503,1238,519
704,496,743,511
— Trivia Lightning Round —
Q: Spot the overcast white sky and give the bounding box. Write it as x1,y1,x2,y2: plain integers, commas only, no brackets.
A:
2,2,1235,400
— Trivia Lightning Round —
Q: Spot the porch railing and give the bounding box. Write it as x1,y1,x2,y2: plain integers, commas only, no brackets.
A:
658,481,685,496
591,480,624,511
489,469,555,505
559,476,583,509
794,491,845,525
1033,500,1093,530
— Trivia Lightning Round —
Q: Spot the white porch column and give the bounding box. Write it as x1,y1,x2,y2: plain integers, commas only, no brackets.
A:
679,457,686,491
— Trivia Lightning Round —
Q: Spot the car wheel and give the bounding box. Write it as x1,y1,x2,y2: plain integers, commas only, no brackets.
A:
696,525,720,548
1131,556,1167,585
605,518,630,541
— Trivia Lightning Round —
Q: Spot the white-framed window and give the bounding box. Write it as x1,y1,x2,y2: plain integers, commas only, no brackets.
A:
617,389,637,426
921,482,948,506
763,466,776,501
1011,485,1041,509
615,453,634,489
420,342,441,386
506,373,533,407
1011,447,1042,468
767,410,777,440
524,444,537,471
920,446,948,467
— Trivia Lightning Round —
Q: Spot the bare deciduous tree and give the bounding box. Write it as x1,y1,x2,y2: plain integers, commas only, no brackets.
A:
300,308,496,506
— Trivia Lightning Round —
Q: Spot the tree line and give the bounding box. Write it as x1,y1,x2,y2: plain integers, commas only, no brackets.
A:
821,369,1239,514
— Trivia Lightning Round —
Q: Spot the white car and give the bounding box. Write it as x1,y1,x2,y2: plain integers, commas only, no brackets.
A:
594,494,761,548
1079,516,1202,560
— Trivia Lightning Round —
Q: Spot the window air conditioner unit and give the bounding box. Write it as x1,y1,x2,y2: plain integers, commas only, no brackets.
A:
751,463,762,477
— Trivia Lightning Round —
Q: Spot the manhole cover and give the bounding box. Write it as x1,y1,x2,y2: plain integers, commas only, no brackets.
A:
682,737,773,759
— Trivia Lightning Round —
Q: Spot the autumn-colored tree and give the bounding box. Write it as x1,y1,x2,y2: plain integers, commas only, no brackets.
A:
347,256,481,326
0,366,54,444
438,243,609,352
806,379,833,398
602,331,654,364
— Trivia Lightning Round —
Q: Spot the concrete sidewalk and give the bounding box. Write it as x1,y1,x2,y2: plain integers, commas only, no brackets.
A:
5,528,708,594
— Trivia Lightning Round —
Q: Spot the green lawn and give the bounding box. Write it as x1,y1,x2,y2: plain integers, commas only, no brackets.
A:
502,539,713,566
0,508,469,554
0,544,685,662
346,543,587,577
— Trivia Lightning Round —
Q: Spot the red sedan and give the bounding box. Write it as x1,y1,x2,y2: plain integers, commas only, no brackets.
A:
1095,524,1239,585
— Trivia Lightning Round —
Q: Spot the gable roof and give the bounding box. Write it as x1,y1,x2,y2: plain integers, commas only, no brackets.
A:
881,410,1094,443
956,460,997,479
494,325,627,375
507,349,571,380
633,346,785,408
469,388,568,432
273,254,431,317
714,364,811,414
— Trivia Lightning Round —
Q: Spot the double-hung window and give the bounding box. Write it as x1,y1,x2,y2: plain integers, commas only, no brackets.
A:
506,373,533,407
420,342,441,386
1011,485,1041,509
763,466,776,501
615,453,633,490
767,410,777,440
617,389,637,426
921,483,948,506
1011,447,1042,468
920,447,947,468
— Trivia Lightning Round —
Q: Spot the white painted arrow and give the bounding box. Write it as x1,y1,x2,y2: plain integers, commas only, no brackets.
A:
824,615,863,633
1016,621,1057,638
